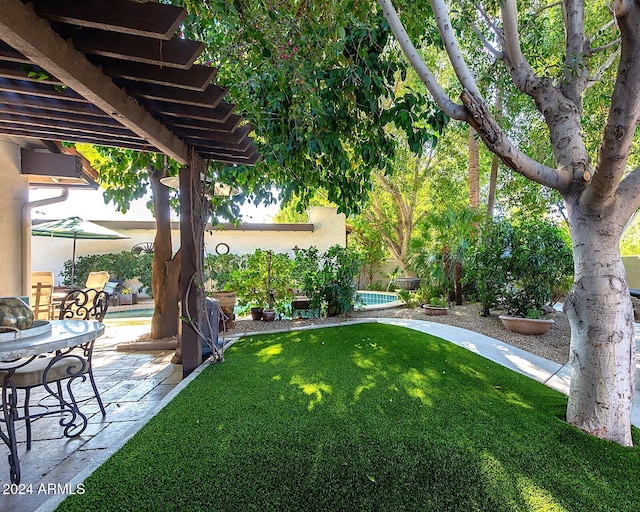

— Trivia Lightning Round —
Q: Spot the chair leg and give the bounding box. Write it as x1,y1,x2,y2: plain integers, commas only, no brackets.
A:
88,370,106,416
56,381,65,410
24,388,32,451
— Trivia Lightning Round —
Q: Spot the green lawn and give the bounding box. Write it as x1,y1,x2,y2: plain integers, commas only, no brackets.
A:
59,324,640,511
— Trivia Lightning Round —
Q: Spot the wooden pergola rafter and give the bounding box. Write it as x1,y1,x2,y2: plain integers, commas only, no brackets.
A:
0,0,259,165
0,0,259,376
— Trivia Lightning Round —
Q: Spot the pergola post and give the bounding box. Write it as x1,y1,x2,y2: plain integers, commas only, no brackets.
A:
178,157,206,377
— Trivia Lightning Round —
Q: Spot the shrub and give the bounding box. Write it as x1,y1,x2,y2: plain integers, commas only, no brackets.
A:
293,245,363,316
203,253,247,292
228,249,294,312
63,251,153,295
465,217,574,317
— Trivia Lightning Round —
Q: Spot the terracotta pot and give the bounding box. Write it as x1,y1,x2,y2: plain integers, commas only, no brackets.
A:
262,309,276,322
498,315,554,335
423,305,449,316
212,291,236,329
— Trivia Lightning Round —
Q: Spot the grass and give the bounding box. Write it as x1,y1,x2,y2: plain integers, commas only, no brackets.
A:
58,323,640,511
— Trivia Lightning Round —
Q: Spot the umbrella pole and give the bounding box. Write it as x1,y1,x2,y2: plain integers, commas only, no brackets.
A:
71,234,77,287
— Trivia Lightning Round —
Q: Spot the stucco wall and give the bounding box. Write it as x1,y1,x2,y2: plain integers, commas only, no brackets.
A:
31,206,346,286
0,141,28,296
623,256,640,290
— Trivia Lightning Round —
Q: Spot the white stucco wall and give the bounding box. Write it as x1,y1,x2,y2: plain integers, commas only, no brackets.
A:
206,207,346,256
31,206,347,285
0,141,28,296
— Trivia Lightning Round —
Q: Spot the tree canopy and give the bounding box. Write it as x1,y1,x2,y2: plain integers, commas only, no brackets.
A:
174,0,448,214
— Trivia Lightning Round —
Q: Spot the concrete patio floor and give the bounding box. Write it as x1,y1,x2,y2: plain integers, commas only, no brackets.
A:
1,312,639,511
0,314,183,512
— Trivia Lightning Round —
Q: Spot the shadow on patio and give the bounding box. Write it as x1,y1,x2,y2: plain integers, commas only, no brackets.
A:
0,314,180,512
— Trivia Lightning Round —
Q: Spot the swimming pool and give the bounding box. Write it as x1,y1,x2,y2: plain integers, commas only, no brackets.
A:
107,290,403,318
355,290,403,310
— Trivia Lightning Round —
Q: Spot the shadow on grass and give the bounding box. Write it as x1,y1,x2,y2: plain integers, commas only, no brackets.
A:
59,324,640,512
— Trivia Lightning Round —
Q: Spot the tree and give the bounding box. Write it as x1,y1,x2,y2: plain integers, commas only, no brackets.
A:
379,0,637,445
176,0,447,214
362,138,436,275
86,148,182,339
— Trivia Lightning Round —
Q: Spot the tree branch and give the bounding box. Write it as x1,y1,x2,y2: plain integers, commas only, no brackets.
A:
460,89,570,190
616,166,640,221
377,0,468,121
588,4,640,207
587,47,620,88
430,0,483,98
560,0,588,107
458,0,503,60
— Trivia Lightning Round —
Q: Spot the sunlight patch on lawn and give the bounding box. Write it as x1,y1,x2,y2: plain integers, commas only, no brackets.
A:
290,374,332,410
517,476,567,511
401,368,438,406
255,343,283,362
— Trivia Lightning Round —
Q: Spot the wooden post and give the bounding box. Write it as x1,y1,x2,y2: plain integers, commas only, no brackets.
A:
178,161,205,377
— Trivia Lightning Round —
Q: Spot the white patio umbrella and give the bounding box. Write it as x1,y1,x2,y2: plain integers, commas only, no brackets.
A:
31,216,129,286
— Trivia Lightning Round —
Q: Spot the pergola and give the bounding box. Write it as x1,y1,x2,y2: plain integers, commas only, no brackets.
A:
0,0,258,376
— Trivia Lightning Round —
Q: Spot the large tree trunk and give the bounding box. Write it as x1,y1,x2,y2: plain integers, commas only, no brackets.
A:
149,169,180,339
564,204,636,446
379,0,639,445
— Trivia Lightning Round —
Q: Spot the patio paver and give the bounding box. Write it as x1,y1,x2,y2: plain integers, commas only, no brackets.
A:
0,317,183,512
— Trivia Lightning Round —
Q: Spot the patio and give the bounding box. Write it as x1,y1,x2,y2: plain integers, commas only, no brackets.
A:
0,312,182,512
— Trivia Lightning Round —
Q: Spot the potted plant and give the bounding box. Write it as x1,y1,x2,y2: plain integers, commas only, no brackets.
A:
466,218,573,334
229,249,294,321
422,295,449,316
119,287,137,306
498,309,555,335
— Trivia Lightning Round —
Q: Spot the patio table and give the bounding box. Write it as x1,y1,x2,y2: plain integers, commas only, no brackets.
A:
0,320,105,484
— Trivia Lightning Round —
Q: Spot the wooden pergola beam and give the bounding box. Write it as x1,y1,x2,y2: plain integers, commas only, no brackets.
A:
33,0,186,39
0,0,192,164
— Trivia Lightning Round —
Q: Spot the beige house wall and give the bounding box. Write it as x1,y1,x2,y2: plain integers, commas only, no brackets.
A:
32,207,346,286
0,141,28,296
623,256,640,290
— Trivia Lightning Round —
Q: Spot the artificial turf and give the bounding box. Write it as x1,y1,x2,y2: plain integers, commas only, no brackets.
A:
58,323,640,511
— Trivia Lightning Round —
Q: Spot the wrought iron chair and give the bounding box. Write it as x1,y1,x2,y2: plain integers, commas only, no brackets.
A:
0,288,109,449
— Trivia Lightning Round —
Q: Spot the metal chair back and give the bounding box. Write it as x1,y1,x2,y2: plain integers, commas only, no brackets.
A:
58,288,109,322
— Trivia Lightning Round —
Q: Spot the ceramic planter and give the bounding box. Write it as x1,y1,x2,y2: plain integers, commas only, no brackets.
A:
498,315,554,335
250,307,264,321
212,291,236,329
423,305,449,316
262,309,276,322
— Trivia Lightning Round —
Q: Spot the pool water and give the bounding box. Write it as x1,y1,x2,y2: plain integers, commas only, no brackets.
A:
355,291,403,310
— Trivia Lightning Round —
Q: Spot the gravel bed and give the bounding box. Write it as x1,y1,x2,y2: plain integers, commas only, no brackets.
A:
222,303,571,365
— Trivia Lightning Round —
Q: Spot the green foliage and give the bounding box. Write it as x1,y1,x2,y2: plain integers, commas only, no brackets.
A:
396,288,419,308
348,216,390,289
410,207,483,302
58,324,640,512
175,1,448,215
621,213,640,255
63,252,153,295
203,253,247,292
293,245,363,316
427,295,448,308
228,249,294,311
465,218,574,317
